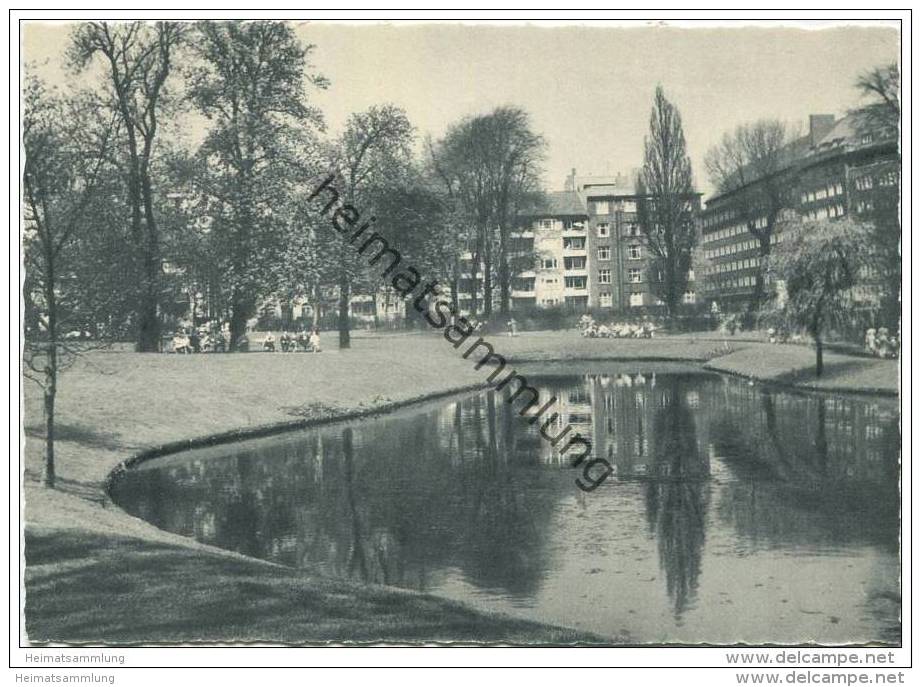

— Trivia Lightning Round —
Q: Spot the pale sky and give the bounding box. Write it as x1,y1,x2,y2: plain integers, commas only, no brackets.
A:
23,21,900,197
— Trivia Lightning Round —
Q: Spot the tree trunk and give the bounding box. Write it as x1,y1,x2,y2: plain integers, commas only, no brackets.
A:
744,234,773,328
43,385,56,489
450,275,460,326
469,240,482,316
312,283,321,330
483,235,494,318
815,335,824,378
371,293,379,328
338,272,351,349
228,288,253,352
43,250,58,488
136,166,162,352
498,223,510,317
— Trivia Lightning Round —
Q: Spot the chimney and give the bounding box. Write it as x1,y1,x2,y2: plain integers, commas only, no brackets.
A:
565,168,577,192
809,114,836,147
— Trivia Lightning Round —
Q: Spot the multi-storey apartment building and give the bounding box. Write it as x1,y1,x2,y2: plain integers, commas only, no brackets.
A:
566,171,702,311
515,191,592,310
699,112,899,311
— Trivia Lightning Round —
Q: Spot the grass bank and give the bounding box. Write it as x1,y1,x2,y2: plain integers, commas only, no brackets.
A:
22,330,898,644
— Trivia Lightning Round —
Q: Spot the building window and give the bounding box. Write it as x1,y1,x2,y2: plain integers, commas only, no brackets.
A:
879,171,898,187
855,175,874,191
599,293,613,308
861,133,873,145
597,222,610,237
598,269,612,284
592,201,610,215
624,223,640,237
564,276,587,289
564,256,586,270
563,236,585,250
629,292,644,307
541,258,558,269
683,291,696,304
622,200,637,213
539,219,553,230
597,246,611,260
628,268,642,283
628,244,642,260
512,277,535,292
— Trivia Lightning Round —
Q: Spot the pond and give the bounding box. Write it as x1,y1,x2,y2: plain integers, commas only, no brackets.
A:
108,369,900,644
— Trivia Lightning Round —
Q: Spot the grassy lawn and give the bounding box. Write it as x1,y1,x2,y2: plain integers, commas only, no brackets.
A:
21,329,898,644
25,524,602,644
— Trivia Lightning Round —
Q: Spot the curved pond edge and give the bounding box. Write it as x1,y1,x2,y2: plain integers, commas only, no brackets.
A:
90,356,899,646
103,354,896,500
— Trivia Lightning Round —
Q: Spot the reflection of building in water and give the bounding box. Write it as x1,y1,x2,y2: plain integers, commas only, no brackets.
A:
694,376,899,486
585,373,710,480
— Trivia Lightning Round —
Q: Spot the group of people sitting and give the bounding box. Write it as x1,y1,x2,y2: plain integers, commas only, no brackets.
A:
865,327,899,359
578,314,657,339
169,326,322,354
262,330,322,353
170,328,226,354
765,327,804,345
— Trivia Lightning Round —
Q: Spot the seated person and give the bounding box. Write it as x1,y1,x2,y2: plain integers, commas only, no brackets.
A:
263,333,276,352
308,330,321,353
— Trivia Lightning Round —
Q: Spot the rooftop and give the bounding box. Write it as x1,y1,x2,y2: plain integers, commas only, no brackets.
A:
521,190,588,218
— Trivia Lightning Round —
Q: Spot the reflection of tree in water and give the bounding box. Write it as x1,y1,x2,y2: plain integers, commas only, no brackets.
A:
709,385,900,550
137,390,567,599
108,371,900,627
644,378,709,619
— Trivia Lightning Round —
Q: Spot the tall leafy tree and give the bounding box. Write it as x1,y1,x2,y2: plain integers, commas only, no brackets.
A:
850,62,901,329
635,86,697,317
769,217,877,377
23,75,118,488
704,119,797,322
433,107,545,318
328,105,414,348
185,20,328,350
70,21,185,351
851,62,900,136
484,108,545,317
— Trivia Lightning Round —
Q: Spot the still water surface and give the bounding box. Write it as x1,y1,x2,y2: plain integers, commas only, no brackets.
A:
109,370,900,644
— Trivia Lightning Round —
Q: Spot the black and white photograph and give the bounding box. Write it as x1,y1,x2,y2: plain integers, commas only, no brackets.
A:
11,9,910,681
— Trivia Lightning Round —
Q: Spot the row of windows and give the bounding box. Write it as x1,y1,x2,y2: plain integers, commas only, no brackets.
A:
590,200,637,215
595,291,695,308
700,209,737,229
558,244,642,261
705,239,758,260
879,171,899,187
801,182,844,204
707,257,761,274
805,204,846,221
538,219,644,239
712,275,758,290
703,217,766,244
537,219,587,230
854,175,874,191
